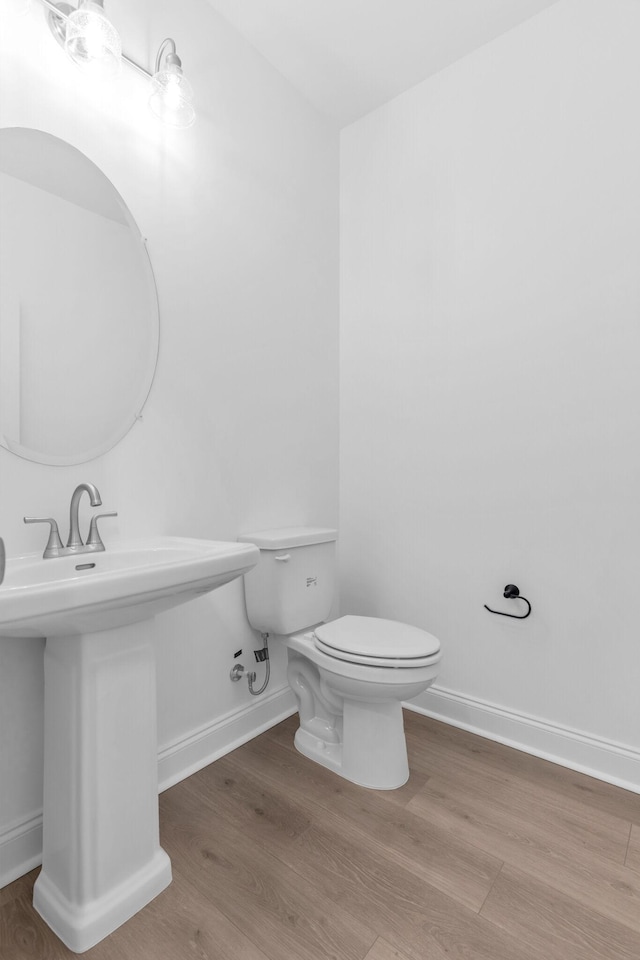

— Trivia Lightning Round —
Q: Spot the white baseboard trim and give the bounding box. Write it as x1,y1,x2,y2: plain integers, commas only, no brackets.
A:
1,686,296,890
0,812,43,889
157,684,296,792
409,684,640,794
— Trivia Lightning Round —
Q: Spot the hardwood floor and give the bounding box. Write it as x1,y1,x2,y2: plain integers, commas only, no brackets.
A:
1,711,639,959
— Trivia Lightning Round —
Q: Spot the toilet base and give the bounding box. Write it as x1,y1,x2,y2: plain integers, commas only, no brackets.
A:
293,697,410,790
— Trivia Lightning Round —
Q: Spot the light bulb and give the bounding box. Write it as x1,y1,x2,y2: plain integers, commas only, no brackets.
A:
149,50,195,129
64,0,121,78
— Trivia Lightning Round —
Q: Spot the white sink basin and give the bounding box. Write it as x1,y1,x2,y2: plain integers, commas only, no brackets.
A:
0,536,259,637
7,535,260,952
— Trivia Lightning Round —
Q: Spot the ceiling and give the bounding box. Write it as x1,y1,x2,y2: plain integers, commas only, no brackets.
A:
207,0,560,126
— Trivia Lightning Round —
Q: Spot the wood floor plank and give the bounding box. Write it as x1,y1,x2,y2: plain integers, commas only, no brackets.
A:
407,774,640,934
275,814,545,960
159,781,377,960
364,938,415,960
627,824,640,873
0,880,137,959
405,720,635,862
219,735,502,913
0,870,37,909
0,889,76,960
405,749,630,865
404,710,640,824
102,868,274,960
2,712,639,960
0,866,274,960
185,746,313,844
480,864,640,960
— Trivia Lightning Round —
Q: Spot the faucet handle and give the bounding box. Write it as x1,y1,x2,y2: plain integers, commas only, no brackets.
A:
86,512,118,551
24,517,64,559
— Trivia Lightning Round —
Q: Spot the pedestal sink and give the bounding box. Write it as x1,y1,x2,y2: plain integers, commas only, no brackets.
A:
0,537,259,953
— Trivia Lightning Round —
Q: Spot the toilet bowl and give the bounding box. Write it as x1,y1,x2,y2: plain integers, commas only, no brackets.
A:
286,618,440,789
239,527,441,790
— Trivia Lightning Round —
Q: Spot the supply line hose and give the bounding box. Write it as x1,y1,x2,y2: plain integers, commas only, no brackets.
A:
248,633,270,696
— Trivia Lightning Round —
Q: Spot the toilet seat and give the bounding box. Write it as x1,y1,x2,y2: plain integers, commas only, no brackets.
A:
313,615,440,668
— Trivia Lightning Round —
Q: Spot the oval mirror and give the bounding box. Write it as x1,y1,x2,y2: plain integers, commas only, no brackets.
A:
0,128,159,465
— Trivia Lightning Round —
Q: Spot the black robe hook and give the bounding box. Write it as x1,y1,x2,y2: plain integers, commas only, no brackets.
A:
484,584,531,619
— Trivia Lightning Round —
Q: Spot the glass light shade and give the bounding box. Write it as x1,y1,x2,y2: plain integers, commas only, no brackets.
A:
149,63,195,128
64,0,121,78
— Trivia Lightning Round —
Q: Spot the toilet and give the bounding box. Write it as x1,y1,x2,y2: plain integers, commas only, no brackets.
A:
239,527,441,790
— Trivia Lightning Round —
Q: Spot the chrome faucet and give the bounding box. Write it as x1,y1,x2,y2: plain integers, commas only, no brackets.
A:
67,482,102,549
24,483,118,558
0,538,5,585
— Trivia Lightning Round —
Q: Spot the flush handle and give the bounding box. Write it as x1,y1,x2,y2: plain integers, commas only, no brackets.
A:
274,554,291,562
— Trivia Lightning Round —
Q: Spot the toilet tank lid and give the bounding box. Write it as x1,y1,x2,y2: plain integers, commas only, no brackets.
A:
238,526,337,549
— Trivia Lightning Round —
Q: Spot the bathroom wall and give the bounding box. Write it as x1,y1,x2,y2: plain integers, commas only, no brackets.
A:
0,0,338,884
340,0,640,790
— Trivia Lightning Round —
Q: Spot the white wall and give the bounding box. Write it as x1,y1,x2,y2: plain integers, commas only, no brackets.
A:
0,0,338,884
340,0,640,789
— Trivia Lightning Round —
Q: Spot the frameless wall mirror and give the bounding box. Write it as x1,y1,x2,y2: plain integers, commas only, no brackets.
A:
0,128,159,465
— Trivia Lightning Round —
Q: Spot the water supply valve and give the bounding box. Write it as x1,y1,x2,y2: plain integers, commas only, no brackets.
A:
229,663,245,682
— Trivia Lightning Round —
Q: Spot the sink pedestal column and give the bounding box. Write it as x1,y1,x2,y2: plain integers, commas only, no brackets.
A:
33,620,172,953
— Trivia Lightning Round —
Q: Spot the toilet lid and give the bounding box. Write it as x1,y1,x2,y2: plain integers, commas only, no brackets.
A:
313,616,440,667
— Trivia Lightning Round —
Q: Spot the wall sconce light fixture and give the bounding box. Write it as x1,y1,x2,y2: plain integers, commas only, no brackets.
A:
39,0,196,127
64,0,122,77
149,39,195,129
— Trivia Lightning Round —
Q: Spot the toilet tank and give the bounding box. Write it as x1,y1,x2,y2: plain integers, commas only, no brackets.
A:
238,527,337,635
